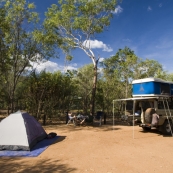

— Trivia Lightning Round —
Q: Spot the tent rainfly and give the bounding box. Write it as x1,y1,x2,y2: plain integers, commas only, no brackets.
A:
0,111,47,151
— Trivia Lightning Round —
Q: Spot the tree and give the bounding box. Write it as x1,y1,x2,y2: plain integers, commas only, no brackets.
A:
135,59,167,79
102,47,167,100
74,64,94,113
102,47,139,98
0,0,51,113
0,7,8,106
44,0,117,115
18,70,77,124
0,7,8,78
100,47,168,116
166,73,173,82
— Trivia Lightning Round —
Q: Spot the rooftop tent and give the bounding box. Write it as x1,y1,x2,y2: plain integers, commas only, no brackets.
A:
132,77,173,97
0,111,47,151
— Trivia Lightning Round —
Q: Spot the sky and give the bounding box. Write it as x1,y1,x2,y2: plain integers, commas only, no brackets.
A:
30,0,173,73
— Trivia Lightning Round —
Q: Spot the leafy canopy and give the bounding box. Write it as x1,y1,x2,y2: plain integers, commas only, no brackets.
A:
44,0,116,52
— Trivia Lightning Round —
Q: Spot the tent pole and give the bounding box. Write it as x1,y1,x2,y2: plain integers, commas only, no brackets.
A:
132,100,136,139
113,100,114,130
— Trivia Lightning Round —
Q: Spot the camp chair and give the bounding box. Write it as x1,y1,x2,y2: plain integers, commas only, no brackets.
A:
67,115,75,125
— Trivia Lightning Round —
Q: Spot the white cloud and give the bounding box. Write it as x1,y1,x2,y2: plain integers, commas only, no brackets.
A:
113,5,123,14
29,60,60,73
147,6,152,11
83,39,113,52
99,57,105,62
29,60,77,73
66,63,78,71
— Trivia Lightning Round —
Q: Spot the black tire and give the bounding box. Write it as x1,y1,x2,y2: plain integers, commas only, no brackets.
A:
145,108,156,124
162,120,173,135
142,126,151,131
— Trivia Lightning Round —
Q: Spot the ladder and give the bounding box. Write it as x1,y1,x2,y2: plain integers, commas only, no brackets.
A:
162,97,173,136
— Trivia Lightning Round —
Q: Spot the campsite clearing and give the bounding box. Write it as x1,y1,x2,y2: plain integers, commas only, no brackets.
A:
0,124,173,173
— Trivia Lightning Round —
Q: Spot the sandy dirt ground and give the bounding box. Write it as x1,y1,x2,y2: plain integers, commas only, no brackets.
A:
1,122,173,173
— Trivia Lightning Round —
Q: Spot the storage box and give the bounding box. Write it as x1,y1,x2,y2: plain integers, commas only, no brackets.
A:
132,78,173,97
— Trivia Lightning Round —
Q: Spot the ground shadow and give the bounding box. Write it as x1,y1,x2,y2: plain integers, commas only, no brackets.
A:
162,134,173,137
0,158,77,173
68,123,123,132
140,128,159,134
44,119,135,132
52,136,66,145
139,128,173,137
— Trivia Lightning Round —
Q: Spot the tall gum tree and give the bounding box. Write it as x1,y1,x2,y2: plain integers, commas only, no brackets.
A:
44,0,117,115
0,7,8,100
0,0,52,113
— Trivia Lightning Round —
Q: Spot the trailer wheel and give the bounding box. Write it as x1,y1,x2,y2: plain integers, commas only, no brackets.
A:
144,108,156,124
162,120,173,135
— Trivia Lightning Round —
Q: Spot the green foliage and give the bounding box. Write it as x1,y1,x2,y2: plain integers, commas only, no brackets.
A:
0,0,49,112
45,0,116,34
44,0,116,56
43,0,117,115
165,73,173,82
1,1,171,119
102,47,138,98
99,47,169,115
73,64,94,113
18,70,77,120
135,59,166,79
66,55,73,61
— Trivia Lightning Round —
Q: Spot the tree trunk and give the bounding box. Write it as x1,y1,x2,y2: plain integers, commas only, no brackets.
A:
10,88,15,113
90,65,97,116
43,113,46,126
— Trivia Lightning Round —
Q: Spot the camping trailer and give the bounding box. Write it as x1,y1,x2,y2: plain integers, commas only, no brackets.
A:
114,78,173,136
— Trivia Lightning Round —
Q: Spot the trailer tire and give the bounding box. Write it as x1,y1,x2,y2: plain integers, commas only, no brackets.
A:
162,120,173,135
144,108,156,124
